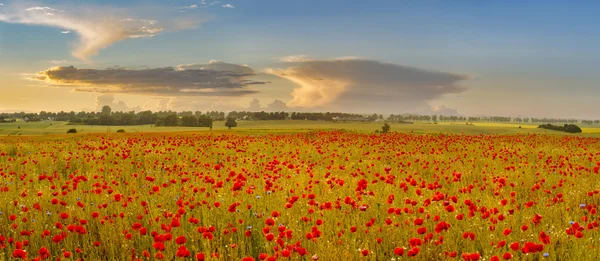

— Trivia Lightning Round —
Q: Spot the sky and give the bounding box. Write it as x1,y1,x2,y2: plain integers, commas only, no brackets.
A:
1,0,599,118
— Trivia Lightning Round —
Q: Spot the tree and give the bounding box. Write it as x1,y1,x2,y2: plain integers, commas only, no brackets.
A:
381,123,390,133
181,115,198,127
67,128,77,134
163,114,179,126
225,118,238,129
197,116,213,128
97,114,115,125
138,111,156,125
101,105,112,115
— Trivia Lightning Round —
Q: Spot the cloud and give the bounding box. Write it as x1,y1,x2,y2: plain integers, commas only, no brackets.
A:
32,61,268,96
46,60,68,65
176,60,254,75
0,2,205,60
154,96,246,112
24,6,56,12
279,55,314,63
432,105,460,116
140,98,177,111
267,99,289,111
248,98,262,111
267,58,469,113
222,4,235,8
244,99,289,112
157,98,177,111
179,4,203,12
95,94,141,112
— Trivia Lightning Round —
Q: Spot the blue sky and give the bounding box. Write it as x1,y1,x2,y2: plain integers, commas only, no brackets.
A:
1,0,599,118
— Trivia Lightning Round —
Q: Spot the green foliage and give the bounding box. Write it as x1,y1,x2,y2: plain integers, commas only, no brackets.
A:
229,111,288,120
225,118,238,129
538,124,582,133
116,129,126,133
163,114,179,126
101,105,112,114
197,116,213,128
66,128,77,134
381,123,390,133
181,115,198,127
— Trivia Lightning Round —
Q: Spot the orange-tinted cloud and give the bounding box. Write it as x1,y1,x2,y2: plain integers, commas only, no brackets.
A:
268,58,469,113
32,61,268,96
0,2,205,60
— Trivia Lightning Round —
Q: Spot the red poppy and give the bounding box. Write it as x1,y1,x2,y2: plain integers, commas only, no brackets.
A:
175,236,186,245
176,246,191,258
12,249,27,259
394,247,404,256
360,249,369,256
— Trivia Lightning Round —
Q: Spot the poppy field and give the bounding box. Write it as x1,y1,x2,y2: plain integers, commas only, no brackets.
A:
1,131,600,260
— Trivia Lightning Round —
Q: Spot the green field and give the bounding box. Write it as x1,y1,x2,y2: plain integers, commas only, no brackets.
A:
1,120,599,136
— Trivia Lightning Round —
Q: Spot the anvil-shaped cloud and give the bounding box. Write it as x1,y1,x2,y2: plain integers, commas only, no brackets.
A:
267,57,469,113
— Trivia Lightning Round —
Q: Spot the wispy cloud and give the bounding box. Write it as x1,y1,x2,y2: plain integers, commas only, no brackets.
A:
0,2,206,60
46,60,68,65
198,0,222,6
24,6,56,11
279,55,314,63
31,61,268,97
179,4,203,12
222,4,235,9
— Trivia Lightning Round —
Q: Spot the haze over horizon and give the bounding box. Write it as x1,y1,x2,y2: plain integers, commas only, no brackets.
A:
1,0,599,119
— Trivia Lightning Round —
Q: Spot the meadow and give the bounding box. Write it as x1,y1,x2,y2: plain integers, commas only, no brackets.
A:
2,120,600,136
1,124,600,260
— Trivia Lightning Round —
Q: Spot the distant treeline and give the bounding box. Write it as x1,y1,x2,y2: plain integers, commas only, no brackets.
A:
0,109,378,125
0,117,16,123
538,124,583,133
0,108,222,127
582,120,600,125
226,111,374,121
389,115,594,125
1,106,599,126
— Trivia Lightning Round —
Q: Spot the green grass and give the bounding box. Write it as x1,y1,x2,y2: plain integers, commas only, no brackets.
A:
1,120,600,136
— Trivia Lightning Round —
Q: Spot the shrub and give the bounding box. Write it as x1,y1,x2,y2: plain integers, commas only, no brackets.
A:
381,123,390,133
538,124,582,133
116,129,126,133
67,128,77,134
